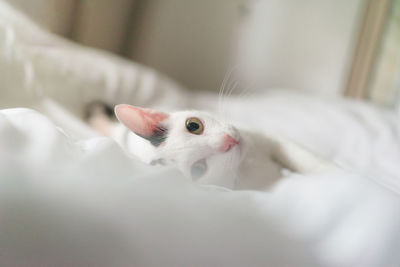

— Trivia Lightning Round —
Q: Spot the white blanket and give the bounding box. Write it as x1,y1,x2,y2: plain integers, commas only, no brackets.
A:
1,108,399,267
1,1,400,266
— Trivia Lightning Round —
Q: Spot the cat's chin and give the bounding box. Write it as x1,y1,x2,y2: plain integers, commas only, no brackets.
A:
215,140,245,164
234,138,247,161
237,140,245,155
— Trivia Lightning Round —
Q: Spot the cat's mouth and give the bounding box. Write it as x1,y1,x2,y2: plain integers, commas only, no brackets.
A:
189,137,244,181
190,143,244,181
220,134,239,152
225,136,244,156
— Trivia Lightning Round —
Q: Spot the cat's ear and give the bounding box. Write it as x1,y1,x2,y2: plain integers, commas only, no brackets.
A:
114,104,169,146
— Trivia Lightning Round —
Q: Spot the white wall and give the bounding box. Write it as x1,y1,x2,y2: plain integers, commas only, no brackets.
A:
127,0,247,91
125,0,364,94
236,0,365,95
73,0,136,53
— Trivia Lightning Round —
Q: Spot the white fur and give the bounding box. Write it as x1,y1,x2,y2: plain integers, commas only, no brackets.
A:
109,108,336,190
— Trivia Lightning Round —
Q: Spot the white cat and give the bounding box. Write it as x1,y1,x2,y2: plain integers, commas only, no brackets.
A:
88,103,335,190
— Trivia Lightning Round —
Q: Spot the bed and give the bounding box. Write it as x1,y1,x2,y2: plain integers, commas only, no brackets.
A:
1,2,400,266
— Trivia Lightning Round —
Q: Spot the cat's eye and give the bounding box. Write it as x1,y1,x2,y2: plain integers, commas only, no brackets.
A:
185,117,204,135
191,159,207,180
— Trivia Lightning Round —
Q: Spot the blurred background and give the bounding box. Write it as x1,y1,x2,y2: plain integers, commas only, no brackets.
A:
5,0,400,108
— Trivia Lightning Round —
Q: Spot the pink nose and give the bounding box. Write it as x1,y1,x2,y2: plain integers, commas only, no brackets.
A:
220,134,239,152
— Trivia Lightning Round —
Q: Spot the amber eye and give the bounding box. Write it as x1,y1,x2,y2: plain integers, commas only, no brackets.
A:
185,117,204,135
191,159,207,180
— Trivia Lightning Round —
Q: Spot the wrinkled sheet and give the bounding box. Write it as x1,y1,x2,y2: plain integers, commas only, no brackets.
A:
1,108,400,267
1,1,400,266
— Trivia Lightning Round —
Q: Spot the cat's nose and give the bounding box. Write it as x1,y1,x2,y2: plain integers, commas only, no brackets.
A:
220,134,239,152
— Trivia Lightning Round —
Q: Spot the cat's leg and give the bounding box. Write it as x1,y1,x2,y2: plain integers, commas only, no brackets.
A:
269,136,338,174
85,101,116,137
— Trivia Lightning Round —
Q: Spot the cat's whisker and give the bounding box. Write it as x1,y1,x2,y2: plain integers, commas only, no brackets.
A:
222,75,237,115
221,76,255,126
219,65,239,119
226,80,238,101
218,66,235,117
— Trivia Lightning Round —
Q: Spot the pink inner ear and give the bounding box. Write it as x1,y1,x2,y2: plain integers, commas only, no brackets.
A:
114,104,169,137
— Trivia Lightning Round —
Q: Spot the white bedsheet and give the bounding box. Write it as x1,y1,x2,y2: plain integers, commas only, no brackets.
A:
1,1,400,266
1,108,399,267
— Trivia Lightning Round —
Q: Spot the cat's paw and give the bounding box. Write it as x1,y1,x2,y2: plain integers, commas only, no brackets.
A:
84,101,115,136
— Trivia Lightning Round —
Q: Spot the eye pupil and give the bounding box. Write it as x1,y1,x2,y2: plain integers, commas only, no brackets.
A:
187,122,199,131
185,117,204,134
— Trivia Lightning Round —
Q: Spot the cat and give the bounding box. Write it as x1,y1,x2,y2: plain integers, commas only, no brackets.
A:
87,103,335,190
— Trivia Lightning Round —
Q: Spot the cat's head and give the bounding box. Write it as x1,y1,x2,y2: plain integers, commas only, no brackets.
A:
115,104,245,187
